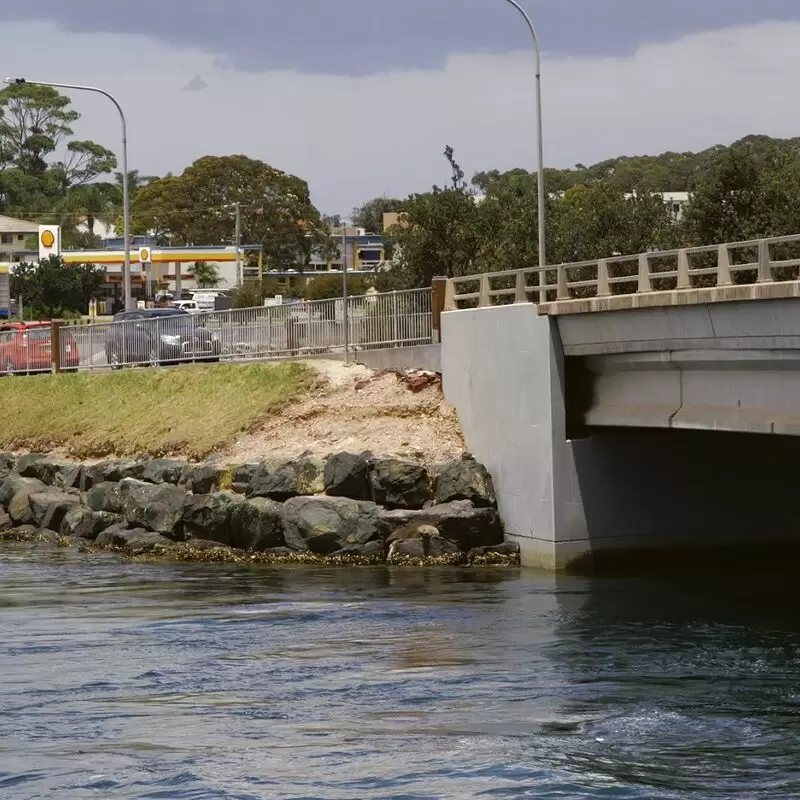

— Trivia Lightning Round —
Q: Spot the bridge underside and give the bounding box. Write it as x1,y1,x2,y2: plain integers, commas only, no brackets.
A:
573,350,800,436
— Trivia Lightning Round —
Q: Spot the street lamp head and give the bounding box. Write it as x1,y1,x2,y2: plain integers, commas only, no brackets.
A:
3,78,26,86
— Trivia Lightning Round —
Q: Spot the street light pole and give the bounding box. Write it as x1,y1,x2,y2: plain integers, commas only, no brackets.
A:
341,220,349,363
3,77,134,309
501,0,546,269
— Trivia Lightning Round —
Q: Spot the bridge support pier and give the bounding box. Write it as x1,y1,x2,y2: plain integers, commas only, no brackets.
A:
441,304,800,571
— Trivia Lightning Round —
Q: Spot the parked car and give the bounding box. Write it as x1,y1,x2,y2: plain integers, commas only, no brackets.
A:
171,300,199,313
105,308,221,368
0,321,80,375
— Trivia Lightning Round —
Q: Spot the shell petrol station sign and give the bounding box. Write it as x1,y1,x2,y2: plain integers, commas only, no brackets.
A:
138,247,152,264
38,225,61,260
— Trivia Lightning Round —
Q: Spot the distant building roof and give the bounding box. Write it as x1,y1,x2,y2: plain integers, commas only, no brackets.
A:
0,214,39,235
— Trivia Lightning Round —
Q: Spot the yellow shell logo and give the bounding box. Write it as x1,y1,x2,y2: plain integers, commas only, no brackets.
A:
140,249,150,261
40,230,55,248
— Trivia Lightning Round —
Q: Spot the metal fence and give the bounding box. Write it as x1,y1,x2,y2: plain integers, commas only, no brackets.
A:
445,233,800,309
0,288,431,375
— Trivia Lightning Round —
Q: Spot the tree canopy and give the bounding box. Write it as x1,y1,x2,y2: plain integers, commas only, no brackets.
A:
10,255,106,318
377,136,800,290
130,155,327,271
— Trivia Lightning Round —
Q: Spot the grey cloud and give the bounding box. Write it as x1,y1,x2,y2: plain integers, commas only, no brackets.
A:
183,75,209,92
6,0,800,76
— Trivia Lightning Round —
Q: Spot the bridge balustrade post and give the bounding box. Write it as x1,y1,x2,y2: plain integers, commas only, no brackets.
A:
556,265,569,300
443,278,457,311
677,249,691,289
596,259,610,296
757,239,772,283
479,275,491,307
637,253,651,293
514,270,529,303
716,245,732,286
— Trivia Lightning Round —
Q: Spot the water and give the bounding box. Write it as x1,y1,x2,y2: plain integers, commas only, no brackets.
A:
1,543,799,799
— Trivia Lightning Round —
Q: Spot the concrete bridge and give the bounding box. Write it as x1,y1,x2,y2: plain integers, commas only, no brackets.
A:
440,234,800,571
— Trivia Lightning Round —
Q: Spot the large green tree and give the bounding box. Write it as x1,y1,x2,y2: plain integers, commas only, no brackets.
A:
0,83,118,235
131,155,325,270
352,197,406,233
10,255,107,318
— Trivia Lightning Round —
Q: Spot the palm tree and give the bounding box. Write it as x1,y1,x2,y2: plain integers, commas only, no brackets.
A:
188,261,221,288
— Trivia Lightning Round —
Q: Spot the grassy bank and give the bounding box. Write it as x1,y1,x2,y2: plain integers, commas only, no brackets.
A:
1,363,315,459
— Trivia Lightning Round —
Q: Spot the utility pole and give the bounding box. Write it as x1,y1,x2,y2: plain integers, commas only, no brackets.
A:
234,202,242,287
341,220,349,363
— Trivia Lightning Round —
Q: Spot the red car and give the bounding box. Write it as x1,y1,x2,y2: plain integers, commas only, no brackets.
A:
0,322,80,375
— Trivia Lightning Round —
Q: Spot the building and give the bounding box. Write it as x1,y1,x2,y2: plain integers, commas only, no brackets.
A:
309,227,390,273
0,215,38,261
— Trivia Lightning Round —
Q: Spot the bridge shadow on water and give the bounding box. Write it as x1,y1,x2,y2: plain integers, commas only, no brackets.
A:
568,426,800,575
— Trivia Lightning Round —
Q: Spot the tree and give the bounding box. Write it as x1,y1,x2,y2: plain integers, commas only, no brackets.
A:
0,83,79,175
305,274,368,300
131,155,325,271
0,83,118,240
188,261,221,288
10,255,106,318
352,197,406,233
379,146,485,290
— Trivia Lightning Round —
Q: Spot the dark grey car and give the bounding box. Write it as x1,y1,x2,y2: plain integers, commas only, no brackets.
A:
105,308,221,368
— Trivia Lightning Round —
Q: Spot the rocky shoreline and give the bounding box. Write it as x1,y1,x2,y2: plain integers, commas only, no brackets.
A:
0,452,518,567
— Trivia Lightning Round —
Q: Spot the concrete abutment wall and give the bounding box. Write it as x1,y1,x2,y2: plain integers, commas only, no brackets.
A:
441,304,800,571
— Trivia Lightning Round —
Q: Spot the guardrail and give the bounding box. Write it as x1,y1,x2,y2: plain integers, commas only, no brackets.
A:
444,233,800,309
0,288,432,375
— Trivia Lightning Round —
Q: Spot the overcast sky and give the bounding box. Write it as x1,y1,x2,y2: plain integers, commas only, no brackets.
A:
4,1,800,216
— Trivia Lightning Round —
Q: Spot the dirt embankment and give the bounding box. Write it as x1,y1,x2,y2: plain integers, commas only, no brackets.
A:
219,360,465,464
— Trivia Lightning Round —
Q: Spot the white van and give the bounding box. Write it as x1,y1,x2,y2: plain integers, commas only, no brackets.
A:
191,291,222,311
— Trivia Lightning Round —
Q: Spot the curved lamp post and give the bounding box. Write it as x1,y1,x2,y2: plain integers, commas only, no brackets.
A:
501,0,546,269
3,77,133,310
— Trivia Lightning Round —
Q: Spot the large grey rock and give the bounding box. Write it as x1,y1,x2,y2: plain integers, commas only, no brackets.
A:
248,455,325,501
85,482,124,514
0,509,11,530
56,463,87,491
7,479,48,525
0,453,15,480
179,463,227,495
231,462,261,495
369,458,431,509
331,539,385,560
83,460,144,487
119,478,188,537
29,491,82,531
228,498,285,551
282,496,383,554
324,452,371,500
380,500,503,552
95,525,172,553
0,474,46,510
60,507,124,540
433,454,496,508
15,455,75,487
183,491,244,546
141,459,185,485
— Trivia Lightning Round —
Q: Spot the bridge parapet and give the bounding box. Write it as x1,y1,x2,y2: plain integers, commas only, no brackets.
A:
444,233,800,312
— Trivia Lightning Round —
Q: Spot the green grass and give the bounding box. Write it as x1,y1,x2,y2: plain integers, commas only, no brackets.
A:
0,363,315,460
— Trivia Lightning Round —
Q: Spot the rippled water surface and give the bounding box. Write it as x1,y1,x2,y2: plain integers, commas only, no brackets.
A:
1,543,799,799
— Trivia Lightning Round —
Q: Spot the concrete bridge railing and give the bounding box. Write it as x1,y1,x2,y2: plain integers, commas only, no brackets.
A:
444,233,800,311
